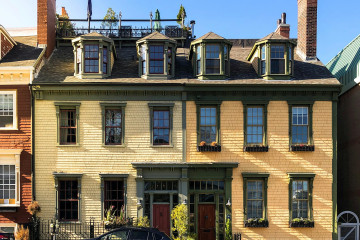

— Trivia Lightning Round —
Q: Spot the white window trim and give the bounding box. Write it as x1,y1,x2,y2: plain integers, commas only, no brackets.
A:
0,149,21,207
0,223,17,236
0,90,17,130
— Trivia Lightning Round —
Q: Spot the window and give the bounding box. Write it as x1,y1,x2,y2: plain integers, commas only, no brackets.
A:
141,45,147,75
149,103,174,146
196,45,201,75
103,46,108,74
0,226,15,239
167,47,172,74
261,46,266,75
104,180,124,216
224,45,229,75
246,107,264,145
289,47,292,75
149,45,164,74
270,45,285,74
76,46,81,74
200,107,217,143
0,165,16,205
288,173,314,221
59,180,79,221
60,109,77,145
206,45,220,74
84,45,99,73
144,180,178,191
242,173,269,223
291,106,309,144
55,103,80,146
0,91,16,130
105,108,122,145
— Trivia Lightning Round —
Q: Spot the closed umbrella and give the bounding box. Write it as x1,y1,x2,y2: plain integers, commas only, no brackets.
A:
154,9,162,31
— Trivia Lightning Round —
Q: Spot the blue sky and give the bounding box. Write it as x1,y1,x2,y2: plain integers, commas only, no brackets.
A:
0,0,359,64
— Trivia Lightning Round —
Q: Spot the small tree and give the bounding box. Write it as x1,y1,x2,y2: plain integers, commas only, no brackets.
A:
176,5,187,27
171,204,188,240
15,225,29,240
101,8,118,33
225,218,232,240
134,216,150,228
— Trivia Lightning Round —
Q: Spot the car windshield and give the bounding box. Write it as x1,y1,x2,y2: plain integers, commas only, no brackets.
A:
100,230,128,240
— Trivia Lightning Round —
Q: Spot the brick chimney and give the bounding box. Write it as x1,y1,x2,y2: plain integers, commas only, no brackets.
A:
37,0,56,58
297,0,318,61
61,7,69,18
275,13,290,39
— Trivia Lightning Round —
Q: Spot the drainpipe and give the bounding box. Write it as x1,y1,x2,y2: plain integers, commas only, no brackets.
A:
30,83,36,201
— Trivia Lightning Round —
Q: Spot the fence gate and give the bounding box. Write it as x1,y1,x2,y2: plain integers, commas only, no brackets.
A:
338,211,360,240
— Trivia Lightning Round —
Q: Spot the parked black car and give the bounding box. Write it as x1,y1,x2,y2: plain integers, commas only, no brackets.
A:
85,226,171,240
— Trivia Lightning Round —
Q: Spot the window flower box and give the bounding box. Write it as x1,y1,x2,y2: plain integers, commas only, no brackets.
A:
244,145,269,152
290,145,315,152
244,218,269,228
197,145,221,152
289,218,314,228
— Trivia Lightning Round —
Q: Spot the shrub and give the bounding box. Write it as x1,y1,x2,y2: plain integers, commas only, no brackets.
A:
27,201,41,216
15,225,29,240
171,204,189,240
135,216,150,228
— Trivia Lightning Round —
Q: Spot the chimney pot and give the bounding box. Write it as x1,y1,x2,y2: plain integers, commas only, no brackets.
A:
275,13,290,39
281,12,287,24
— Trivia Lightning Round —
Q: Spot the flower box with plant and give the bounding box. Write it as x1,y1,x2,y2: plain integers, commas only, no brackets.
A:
103,205,133,229
289,218,314,228
244,218,269,228
244,145,269,152
290,144,315,152
197,141,221,152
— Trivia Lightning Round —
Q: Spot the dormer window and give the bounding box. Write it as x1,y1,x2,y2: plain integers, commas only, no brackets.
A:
136,31,177,80
72,32,116,79
247,32,296,80
190,32,232,80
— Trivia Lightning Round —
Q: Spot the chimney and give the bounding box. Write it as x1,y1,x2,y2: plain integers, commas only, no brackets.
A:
275,12,290,39
37,0,56,58
297,0,318,61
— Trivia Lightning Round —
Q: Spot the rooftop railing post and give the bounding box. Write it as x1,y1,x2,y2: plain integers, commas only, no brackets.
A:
87,17,91,33
150,12,153,33
118,11,122,38
181,11,185,29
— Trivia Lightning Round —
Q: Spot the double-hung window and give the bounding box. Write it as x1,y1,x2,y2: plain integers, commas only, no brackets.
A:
84,45,99,73
261,46,266,75
149,103,174,146
103,46,108,74
246,107,264,145
149,46,164,74
270,45,285,74
0,91,16,130
242,173,269,225
206,45,220,74
196,45,201,75
104,180,125,216
199,107,217,143
59,180,79,221
101,103,126,146
55,103,80,146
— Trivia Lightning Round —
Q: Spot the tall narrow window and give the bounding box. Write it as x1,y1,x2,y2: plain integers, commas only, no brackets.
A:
103,47,108,74
105,108,122,145
291,180,309,219
153,109,170,145
224,45,229,75
141,45,147,75
0,92,15,129
59,180,79,221
199,107,217,143
196,45,201,75
270,45,285,74
289,47,292,75
76,46,81,74
84,45,99,73
167,47,172,74
60,109,77,145
149,45,164,74
261,46,266,75
246,107,264,145
206,45,220,74
291,107,309,144
246,180,264,219
0,165,16,205
104,180,124,216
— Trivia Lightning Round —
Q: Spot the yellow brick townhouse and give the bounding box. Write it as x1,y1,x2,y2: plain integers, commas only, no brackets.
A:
31,0,340,239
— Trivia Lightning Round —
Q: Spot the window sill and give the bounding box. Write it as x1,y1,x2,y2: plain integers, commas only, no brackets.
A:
0,128,18,131
289,220,314,228
151,145,174,148
244,219,269,228
0,204,20,208
197,145,221,152
102,144,126,148
290,145,315,152
56,144,80,147
244,145,268,152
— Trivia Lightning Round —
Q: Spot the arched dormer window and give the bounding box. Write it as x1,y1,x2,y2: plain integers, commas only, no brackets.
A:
247,32,296,80
189,32,232,80
136,31,177,80
72,32,116,79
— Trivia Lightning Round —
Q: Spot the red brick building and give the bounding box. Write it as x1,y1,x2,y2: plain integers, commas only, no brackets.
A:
0,25,45,236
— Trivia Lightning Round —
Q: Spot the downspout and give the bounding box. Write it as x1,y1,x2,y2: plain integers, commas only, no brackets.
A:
182,92,187,162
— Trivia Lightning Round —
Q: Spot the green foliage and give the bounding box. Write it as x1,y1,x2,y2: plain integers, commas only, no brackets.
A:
176,5,187,26
101,8,118,30
225,218,232,240
171,204,189,240
56,14,75,32
104,205,116,224
104,205,132,226
135,216,150,228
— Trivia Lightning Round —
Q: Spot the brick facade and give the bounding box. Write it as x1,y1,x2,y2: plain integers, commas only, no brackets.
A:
0,85,32,224
0,32,14,59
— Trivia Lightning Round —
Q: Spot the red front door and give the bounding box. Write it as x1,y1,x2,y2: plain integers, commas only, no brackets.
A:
198,204,216,240
153,204,170,236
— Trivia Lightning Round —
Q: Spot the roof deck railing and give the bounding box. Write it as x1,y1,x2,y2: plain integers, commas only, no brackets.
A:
56,17,195,39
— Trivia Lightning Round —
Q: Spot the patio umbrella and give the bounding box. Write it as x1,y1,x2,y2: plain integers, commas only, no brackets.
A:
154,9,162,31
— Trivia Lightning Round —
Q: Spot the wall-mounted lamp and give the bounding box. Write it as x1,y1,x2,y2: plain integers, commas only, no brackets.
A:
183,199,187,205
226,198,231,207
137,199,143,210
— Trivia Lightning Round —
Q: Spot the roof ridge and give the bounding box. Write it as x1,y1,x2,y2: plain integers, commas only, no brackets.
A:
326,33,360,66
